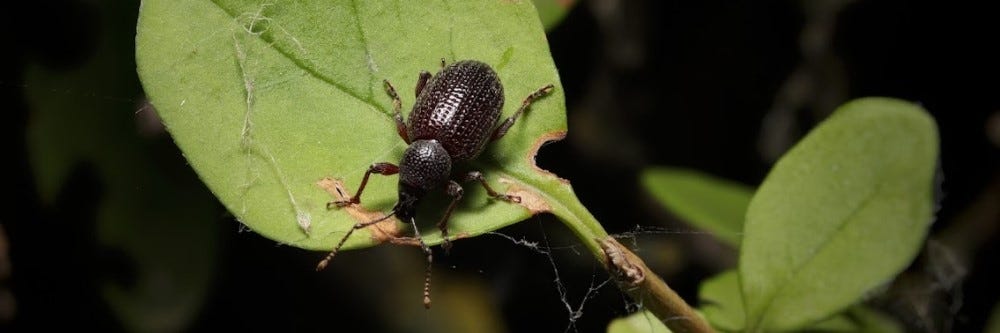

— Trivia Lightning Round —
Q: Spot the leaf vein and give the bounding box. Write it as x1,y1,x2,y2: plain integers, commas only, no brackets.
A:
750,181,885,328
208,0,388,115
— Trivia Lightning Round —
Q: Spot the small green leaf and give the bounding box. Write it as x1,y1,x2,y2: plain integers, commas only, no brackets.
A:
607,310,673,333
803,306,903,332
136,0,577,251
845,307,904,333
641,167,753,247
27,0,217,331
698,270,902,332
740,98,939,331
699,270,745,331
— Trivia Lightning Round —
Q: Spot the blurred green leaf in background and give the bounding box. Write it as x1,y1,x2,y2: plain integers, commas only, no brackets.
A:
25,0,218,331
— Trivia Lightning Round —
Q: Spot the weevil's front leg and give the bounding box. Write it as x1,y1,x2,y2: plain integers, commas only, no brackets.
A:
328,162,399,209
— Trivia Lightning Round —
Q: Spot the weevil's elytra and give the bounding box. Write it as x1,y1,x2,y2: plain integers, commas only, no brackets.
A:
317,59,555,309
408,60,504,161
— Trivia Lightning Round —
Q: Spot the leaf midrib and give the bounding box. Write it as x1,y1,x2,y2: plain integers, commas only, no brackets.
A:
747,178,886,330
206,0,581,252
208,0,386,114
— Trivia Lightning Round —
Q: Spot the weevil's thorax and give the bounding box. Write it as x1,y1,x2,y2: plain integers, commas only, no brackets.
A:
399,139,452,192
407,60,504,162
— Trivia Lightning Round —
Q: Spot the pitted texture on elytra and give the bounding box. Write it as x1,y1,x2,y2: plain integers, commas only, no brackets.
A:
400,139,452,191
408,60,504,161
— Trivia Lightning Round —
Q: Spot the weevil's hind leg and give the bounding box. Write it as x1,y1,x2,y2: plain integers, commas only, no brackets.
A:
492,84,555,141
383,80,410,144
415,71,432,97
329,162,399,208
407,216,434,309
464,171,520,203
315,211,397,271
435,181,464,253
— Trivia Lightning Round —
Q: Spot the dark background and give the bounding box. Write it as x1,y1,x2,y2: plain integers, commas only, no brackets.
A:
2,0,998,332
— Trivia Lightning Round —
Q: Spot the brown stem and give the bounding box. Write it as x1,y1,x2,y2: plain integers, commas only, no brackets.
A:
599,237,714,333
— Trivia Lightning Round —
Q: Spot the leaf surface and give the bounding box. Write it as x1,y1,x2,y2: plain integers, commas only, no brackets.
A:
136,0,575,251
642,167,753,247
740,98,939,331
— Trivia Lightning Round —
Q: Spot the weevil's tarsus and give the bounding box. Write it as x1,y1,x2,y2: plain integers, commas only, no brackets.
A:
408,216,434,309
465,171,521,203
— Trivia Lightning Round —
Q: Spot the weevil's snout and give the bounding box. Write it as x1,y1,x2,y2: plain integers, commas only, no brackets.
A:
394,182,424,222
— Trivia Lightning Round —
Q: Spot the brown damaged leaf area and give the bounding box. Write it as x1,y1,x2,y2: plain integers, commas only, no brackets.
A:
528,131,570,185
316,177,402,243
316,177,472,247
498,177,551,214
488,129,567,215
385,231,472,246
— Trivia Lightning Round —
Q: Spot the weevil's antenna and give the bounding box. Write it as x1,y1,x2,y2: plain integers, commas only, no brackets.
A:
316,210,397,271
408,216,434,309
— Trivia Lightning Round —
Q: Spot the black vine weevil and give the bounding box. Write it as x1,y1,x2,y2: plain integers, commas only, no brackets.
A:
316,59,554,308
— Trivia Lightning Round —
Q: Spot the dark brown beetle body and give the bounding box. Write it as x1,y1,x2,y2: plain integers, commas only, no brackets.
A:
397,60,505,210
317,59,553,309
408,60,504,162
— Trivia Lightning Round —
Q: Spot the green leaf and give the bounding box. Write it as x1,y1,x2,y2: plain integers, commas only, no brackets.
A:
641,167,753,247
740,98,939,331
699,270,851,332
844,307,904,333
26,0,217,331
533,0,578,31
136,0,596,253
607,310,673,333
698,270,903,332
699,270,745,331
804,307,903,332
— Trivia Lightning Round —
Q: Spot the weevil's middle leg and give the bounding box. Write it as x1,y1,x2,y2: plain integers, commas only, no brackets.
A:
434,180,464,253
464,171,520,203
383,80,410,144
